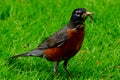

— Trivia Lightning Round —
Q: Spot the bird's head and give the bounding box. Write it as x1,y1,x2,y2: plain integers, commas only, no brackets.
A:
70,8,94,26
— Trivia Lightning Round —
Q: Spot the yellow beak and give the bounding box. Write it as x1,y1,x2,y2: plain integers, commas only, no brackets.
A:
86,11,95,15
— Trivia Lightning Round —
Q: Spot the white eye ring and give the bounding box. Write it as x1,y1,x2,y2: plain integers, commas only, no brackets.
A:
75,13,80,17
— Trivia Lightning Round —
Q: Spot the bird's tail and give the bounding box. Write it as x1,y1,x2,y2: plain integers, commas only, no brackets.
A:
8,49,44,60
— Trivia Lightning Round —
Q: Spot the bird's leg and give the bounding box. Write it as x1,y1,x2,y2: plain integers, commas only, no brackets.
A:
63,60,70,75
54,61,59,75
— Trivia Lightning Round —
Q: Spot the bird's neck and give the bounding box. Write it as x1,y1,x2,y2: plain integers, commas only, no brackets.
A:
67,20,84,28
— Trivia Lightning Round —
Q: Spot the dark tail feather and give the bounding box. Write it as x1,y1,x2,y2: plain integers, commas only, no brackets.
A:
8,49,44,60
10,52,31,59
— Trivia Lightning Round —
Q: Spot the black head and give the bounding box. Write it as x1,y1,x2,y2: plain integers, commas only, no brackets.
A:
70,8,93,26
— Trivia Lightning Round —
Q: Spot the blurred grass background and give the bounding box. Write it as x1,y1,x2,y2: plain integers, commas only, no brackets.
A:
0,0,120,80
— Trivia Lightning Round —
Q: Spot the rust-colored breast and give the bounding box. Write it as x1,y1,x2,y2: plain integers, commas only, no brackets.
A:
44,26,85,61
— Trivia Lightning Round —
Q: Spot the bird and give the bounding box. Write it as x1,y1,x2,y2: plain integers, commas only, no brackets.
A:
8,8,94,75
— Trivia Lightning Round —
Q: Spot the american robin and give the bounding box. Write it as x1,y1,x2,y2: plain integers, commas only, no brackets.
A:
9,8,93,74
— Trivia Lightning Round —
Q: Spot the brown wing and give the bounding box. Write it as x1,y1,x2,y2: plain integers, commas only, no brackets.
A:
38,26,69,49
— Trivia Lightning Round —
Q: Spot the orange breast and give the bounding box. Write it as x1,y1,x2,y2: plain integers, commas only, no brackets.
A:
44,26,85,61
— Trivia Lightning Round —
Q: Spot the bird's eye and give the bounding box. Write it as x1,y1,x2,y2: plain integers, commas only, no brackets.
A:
75,12,80,17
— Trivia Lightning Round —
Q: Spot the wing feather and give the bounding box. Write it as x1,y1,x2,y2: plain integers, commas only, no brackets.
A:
38,26,68,49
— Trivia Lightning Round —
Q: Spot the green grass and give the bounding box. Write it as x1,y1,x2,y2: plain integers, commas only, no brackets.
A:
0,0,120,80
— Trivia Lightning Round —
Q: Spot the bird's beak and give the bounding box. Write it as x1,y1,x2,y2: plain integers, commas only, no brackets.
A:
86,11,94,15
86,11,95,21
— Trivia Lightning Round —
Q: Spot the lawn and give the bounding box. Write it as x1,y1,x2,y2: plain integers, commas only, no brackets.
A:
0,0,120,80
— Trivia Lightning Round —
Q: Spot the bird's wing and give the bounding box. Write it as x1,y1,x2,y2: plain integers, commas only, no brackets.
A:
38,27,69,49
